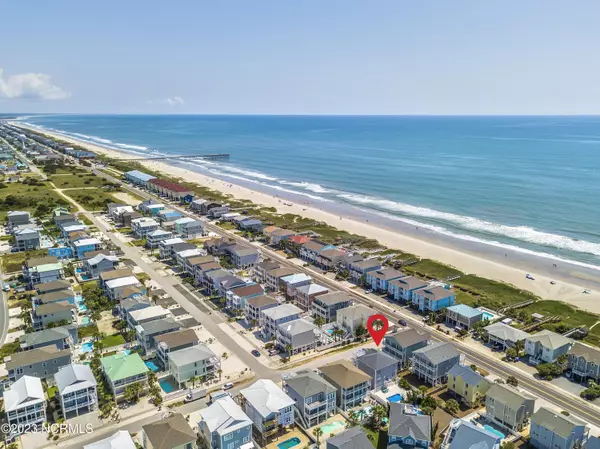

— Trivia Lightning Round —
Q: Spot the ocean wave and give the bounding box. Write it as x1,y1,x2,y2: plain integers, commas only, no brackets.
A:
370,209,600,272
339,193,600,257
216,165,278,181
115,143,149,151
279,180,332,193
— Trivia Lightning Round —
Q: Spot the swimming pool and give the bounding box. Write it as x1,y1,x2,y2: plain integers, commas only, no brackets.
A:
387,393,403,403
277,437,301,449
326,329,334,335
159,378,177,393
481,311,495,321
81,342,94,353
145,360,159,372
320,420,345,434
121,349,131,356
81,317,91,325
78,304,88,312
483,424,505,439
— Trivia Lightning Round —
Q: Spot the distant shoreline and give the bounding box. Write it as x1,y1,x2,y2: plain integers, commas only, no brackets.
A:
12,121,600,314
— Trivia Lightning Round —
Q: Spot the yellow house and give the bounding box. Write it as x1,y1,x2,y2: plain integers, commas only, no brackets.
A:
447,364,490,407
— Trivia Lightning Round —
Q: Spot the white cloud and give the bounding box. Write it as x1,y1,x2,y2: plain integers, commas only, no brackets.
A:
0,68,70,100
148,96,185,106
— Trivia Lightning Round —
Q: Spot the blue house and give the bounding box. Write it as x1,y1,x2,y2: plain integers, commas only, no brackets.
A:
48,247,73,259
183,194,194,204
388,403,431,448
157,209,183,223
72,238,102,259
199,395,253,449
412,285,456,313
365,268,405,293
388,276,428,302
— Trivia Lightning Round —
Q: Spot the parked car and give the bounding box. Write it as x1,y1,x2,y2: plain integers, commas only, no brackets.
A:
251,349,261,357
398,319,407,326
223,382,234,390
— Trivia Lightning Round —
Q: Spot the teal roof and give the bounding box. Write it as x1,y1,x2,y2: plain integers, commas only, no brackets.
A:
447,304,483,319
101,352,148,382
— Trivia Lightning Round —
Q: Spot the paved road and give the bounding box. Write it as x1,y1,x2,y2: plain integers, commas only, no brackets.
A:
0,266,9,347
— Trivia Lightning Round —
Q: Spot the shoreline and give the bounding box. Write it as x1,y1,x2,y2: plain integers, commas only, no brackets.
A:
12,122,600,313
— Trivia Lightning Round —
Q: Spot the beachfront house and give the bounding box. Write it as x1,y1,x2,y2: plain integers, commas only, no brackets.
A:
387,276,428,302
383,328,429,369
317,248,346,270
388,403,432,449
349,258,382,283
447,364,491,407
484,323,530,351
318,360,371,411
168,344,220,387
354,348,398,390
101,352,149,398
6,345,73,382
484,383,536,431
366,268,406,292
269,228,296,246
14,228,41,251
239,379,295,446
148,179,193,202
55,364,98,417
4,376,46,438
261,303,303,338
530,407,589,449
125,170,156,188
525,330,573,364
293,282,329,310
276,318,320,354
7,210,30,227
155,329,200,370
311,291,352,323
238,217,263,232
244,294,280,327
282,369,337,428
199,395,253,449
445,304,484,330
412,285,456,312
567,342,600,384
411,341,462,386
336,304,372,336
299,240,336,264
83,253,119,279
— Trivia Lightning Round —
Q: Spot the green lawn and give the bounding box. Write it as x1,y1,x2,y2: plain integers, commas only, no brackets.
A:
0,249,49,273
362,426,386,449
0,179,71,220
50,173,112,189
101,334,125,348
63,188,122,211
77,323,99,339
0,341,20,359
47,386,58,399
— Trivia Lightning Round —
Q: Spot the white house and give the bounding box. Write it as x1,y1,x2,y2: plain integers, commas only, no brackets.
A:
55,364,98,417
4,376,46,437
525,330,573,364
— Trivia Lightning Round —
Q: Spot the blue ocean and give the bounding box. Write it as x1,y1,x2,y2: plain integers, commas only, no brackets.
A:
20,114,600,269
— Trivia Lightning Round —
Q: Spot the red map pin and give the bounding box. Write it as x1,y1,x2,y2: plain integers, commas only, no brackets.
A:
367,314,389,346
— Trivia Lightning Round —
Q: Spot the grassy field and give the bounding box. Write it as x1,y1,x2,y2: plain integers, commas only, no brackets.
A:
0,249,49,272
63,188,122,211
77,323,99,339
101,334,125,348
50,173,113,189
0,180,71,220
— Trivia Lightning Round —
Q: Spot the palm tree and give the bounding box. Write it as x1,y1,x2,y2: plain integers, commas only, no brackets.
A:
347,410,360,428
314,316,325,328
313,427,323,445
514,339,525,357
190,375,197,388
418,385,428,400
285,344,293,357
217,369,223,380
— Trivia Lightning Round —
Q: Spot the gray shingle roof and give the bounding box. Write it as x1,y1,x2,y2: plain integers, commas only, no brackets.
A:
531,407,587,439
388,403,431,441
356,348,398,371
20,325,74,347
326,428,372,449
413,341,460,365
448,364,487,387
526,330,572,350
284,369,336,398
387,328,428,348
448,420,500,449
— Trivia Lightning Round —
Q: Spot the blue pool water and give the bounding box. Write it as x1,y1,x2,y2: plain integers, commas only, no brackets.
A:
76,268,83,273
78,304,88,312
81,317,91,325
387,393,403,403
278,437,301,449
326,329,334,335
481,312,495,321
81,342,94,353
145,360,159,372
483,424,505,439
159,378,176,393
121,349,131,356
320,421,345,434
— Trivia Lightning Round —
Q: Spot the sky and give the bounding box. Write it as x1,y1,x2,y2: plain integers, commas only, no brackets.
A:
1,1,600,115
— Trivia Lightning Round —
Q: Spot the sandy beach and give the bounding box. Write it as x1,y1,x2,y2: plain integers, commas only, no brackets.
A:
15,123,600,313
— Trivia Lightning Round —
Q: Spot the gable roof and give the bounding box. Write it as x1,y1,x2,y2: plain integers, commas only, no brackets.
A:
386,328,428,348
319,359,371,389
285,369,336,397
370,268,405,281
230,283,265,298
154,329,199,349
569,342,600,365
240,379,295,418
20,325,74,347
37,289,75,304
4,375,45,412
55,363,97,395
484,322,529,343
200,395,252,436
34,300,75,315
302,240,327,252
129,305,170,321
100,267,134,281
6,345,72,370
138,317,182,334
389,276,428,290
486,383,536,409
142,413,195,449
446,304,484,319
35,279,71,293
27,256,58,268
414,285,454,300
448,364,487,386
